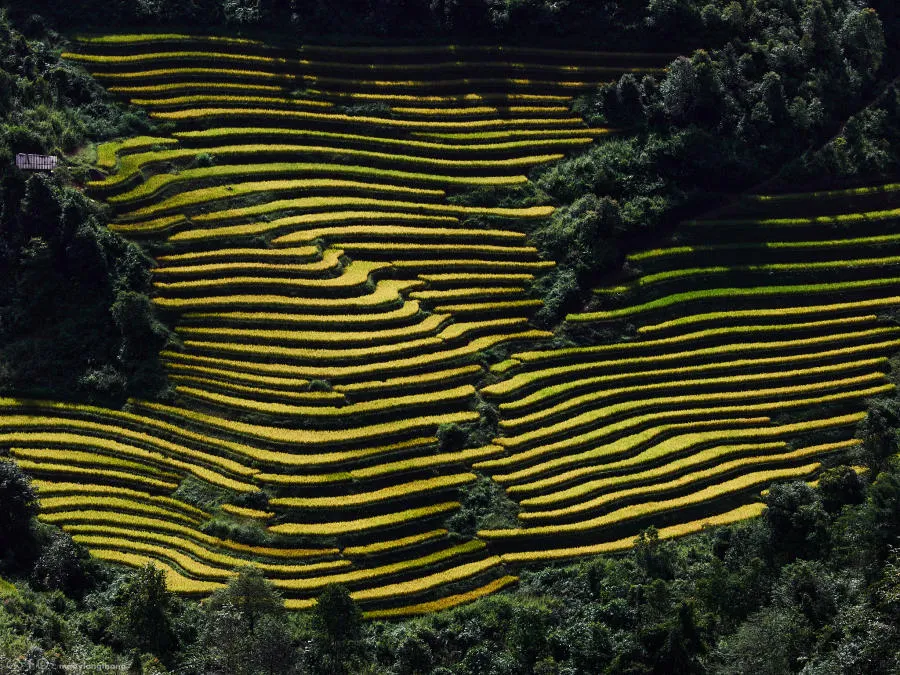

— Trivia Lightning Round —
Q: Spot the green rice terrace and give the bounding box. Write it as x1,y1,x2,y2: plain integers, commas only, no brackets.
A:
3,32,897,619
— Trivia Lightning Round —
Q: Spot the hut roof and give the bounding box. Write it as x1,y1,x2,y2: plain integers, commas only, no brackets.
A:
15,153,59,171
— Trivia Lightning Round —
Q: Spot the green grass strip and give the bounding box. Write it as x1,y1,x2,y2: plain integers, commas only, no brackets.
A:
132,399,479,448
347,445,503,480
117,179,443,221
153,258,384,293
174,126,593,157
270,473,476,509
500,358,884,429
175,383,475,418
485,401,869,485
687,207,900,228
482,464,821,539
268,502,460,536
75,33,263,45
160,213,457,242
58,516,334,559
391,105,570,116
110,82,285,95
350,556,501,603
573,277,900,322
68,49,651,78
89,145,563,191
157,245,319,264
179,297,422,328
71,530,345,575
486,333,900,399
520,439,858,516
177,312,448,345
517,316,884,363
150,106,584,131
14,460,177,492
343,529,448,556
332,364,484,396
153,249,343,279
130,94,331,109
499,503,766,564
172,197,553,226
268,226,527,247
109,162,519,207
627,232,900,266
88,550,225,595
162,330,548,383
10,447,178,479
639,296,900,334
362,575,518,619
746,182,900,202
307,90,571,104
497,353,889,414
152,277,415,312
0,400,438,469
38,494,201,525
95,136,178,169
495,374,883,452
279,540,486,598
612,255,900,293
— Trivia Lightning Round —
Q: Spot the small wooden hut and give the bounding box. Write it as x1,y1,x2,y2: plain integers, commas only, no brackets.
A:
15,153,58,172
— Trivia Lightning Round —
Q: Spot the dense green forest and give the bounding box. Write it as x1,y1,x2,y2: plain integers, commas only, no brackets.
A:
1,0,899,673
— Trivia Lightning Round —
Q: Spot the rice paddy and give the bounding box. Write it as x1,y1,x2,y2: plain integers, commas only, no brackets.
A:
1,33,882,617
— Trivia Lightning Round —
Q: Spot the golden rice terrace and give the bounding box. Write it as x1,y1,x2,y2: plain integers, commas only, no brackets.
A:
2,33,896,617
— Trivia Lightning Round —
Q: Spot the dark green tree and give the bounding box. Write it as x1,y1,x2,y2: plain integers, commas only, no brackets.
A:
312,583,362,646
765,481,830,561
201,567,295,675
0,460,38,569
866,462,900,561
817,465,865,513
840,7,886,75
856,396,900,470
114,563,174,660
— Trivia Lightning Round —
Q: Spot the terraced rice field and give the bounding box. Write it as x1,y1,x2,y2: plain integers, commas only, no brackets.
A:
480,182,899,559
4,33,885,615
0,34,672,616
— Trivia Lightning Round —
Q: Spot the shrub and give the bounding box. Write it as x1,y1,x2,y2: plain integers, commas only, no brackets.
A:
437,422,468,452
